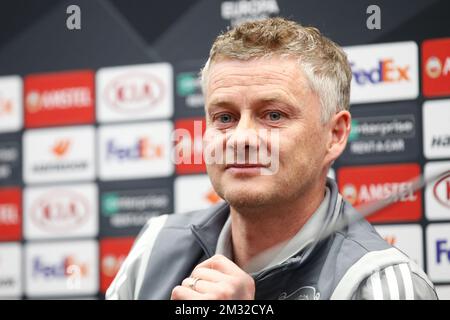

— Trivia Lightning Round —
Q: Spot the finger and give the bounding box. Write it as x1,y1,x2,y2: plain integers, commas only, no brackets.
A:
181,277,205,289
190,267,231,283
195,254,245,276
181,277,196,288
171,285,205,300
182,278,223,295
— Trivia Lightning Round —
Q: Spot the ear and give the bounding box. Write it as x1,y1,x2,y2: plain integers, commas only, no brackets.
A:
324,110,351,166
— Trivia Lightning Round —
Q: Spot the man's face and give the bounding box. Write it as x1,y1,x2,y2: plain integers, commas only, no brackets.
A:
203,56,330,210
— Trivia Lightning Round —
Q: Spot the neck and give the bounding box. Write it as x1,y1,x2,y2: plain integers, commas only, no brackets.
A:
229,179,327,268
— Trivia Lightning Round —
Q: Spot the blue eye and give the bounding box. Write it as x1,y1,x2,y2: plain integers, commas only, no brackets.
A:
267,111,282,121
219,114,233,123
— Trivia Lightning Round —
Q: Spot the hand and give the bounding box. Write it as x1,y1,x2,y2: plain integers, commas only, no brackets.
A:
170,254,255,300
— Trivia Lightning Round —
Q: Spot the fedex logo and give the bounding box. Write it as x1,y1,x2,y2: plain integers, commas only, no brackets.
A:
98,121,173,180
427,223,450,282
436,239,450,264
351,59,410,85
32,255,88,279
25,240,98,297
344,41,418,104
106,138,163,161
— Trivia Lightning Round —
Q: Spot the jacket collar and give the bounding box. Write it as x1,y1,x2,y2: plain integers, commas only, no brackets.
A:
190,201,230,257
190,178,342,260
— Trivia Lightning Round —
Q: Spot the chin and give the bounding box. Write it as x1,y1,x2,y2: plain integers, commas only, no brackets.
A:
222,185,276,209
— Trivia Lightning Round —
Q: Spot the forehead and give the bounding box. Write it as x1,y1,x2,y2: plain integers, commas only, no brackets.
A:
205,56,310,102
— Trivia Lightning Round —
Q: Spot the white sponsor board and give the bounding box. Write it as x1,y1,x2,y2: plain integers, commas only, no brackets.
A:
423,99,450,159
426,223,450,282
24,183,98,240
424,161,450,221
436,285,450,300
0,243,22,298
0,75,23,133
23,126,95,184
98,121,174,180
344,41,418,104
374,224,424,268
25,240,98,297
97,63,173,123
175,174,224,213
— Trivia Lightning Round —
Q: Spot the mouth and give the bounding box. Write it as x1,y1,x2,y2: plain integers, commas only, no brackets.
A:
224,163,269,176
225,164,267,168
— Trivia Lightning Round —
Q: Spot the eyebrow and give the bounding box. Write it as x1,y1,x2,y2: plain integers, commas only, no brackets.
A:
209,92,295,106
207,95,300,115
206,101,238,116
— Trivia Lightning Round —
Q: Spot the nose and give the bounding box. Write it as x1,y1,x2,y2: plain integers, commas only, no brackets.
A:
226,113,260,163
236,112,256,131
227,113,258,146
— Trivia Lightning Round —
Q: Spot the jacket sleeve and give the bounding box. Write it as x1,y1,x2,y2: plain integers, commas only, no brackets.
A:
352,263,438,300
105,214,169,300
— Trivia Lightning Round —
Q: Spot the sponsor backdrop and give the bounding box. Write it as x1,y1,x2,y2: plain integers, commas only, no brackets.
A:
0,0,449,299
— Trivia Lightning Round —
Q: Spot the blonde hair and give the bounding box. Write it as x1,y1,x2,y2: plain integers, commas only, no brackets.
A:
201,17,352,122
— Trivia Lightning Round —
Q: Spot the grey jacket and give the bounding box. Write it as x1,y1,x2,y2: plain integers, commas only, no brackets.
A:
106,178,438,300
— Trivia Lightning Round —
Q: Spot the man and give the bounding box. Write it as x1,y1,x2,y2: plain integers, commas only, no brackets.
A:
106,17,437,300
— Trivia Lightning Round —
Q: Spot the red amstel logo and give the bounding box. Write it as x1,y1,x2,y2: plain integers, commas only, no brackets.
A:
422,38,450,97
100,238,134,293
24,70,94,128
338,163,422,223
0,187,22,241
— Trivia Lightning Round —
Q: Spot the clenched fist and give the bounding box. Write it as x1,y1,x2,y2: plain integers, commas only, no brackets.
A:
171,254,255,300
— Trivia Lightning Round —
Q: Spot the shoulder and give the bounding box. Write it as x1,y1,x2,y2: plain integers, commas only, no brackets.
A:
105,203,227,299
352,262,438,300
329,201,437,299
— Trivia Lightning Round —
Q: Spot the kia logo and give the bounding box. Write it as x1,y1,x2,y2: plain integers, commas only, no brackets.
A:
104,72,165,112
30,190,90,233
433,171,450,209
